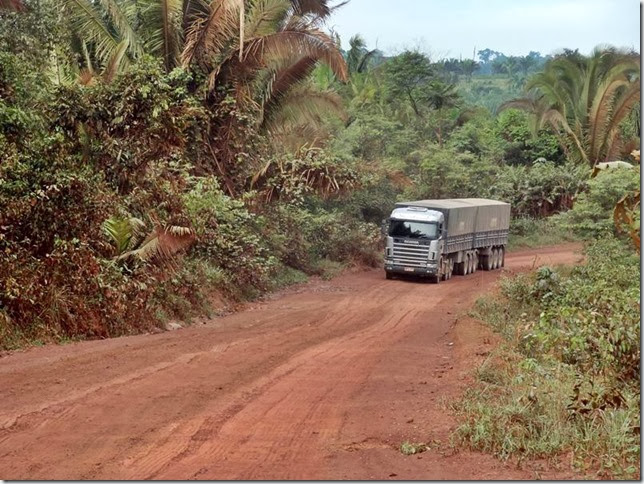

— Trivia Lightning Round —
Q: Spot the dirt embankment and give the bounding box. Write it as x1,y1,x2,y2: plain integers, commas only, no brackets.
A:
0,244,583,480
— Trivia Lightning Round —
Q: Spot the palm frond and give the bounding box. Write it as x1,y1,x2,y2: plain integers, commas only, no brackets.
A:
102,39,129,82
356,49,376,74
141,0,184,71
98,0,143,58
118,224,196,262
588,78,628,161
61,0,122,65
542,108,589,164
289,0,330,17
599,82,640,161
261,55,317,120
262,85,345,133
243,20,347,81
181,0,242,68
244,0,291,38
103,217,133,255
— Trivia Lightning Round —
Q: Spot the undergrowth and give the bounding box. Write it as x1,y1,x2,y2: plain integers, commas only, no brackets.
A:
507,217,579,250
453,237,640,479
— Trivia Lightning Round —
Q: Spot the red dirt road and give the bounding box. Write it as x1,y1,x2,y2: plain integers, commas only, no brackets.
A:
0,244,583,480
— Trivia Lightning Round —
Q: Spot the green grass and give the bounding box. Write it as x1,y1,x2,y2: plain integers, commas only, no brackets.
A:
311,258,346,280
268,264,309,290
451,346,640,479
454,255,641,479
400,441,429,456
507,217,579,251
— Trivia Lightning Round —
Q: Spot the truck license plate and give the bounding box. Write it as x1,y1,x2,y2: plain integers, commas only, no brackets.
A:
404,267,414,272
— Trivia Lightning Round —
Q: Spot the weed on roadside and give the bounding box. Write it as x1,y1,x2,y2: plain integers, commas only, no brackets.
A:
453,237,640,479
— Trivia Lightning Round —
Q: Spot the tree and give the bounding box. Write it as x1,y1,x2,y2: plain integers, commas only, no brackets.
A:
426,80,459,146
477,48,499,65
346,34,376,75
461,59,479,81
383,50,434,118
503,46,640,166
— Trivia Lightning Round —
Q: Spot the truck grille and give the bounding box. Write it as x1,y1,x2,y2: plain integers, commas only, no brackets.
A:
391,241,430,267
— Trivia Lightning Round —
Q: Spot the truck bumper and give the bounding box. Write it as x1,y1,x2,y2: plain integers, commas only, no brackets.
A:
384,262,438,276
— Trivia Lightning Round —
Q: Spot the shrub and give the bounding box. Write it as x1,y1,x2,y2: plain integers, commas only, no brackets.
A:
554,166,640,238
183,178,276,292
457,237,640,477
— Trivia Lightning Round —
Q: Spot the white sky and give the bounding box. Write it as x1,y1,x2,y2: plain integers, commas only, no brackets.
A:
326,0,641,59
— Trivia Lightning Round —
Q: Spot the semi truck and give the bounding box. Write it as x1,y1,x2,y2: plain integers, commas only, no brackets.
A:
383,198,511,283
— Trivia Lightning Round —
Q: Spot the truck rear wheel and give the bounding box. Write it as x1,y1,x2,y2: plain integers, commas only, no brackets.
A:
454,261,463,276
499,247,505,267
491,249,499,270
463,255,470,275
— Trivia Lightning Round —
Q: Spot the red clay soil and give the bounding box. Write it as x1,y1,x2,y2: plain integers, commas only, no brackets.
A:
0,244,584,480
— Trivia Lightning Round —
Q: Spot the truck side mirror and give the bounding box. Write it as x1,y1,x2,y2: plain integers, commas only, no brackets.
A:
380,218,389,237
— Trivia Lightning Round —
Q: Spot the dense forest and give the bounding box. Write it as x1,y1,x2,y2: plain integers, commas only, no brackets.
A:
0,0,640,477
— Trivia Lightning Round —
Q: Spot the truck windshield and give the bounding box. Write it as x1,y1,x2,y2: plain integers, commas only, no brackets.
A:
388,220,438,239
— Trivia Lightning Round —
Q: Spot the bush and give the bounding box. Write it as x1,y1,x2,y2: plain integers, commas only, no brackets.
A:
183,178,276,292
554,166,640,238
263,203,381,272
508,216,578,250
457,237,640,477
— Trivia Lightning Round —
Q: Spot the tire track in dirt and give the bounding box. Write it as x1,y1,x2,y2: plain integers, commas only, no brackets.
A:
0,244,583,480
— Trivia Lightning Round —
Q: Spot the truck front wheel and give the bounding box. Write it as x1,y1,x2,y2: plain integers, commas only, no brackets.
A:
386,271,393,280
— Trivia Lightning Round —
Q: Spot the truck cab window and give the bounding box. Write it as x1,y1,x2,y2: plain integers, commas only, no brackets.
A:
388,220,438,239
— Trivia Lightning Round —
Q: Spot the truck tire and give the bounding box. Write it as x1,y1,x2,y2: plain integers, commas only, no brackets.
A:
386,272,393,280
499,247,505,267
463,255,470,275
445,259,452,280
480,255,490,271
470,254,477,273
430,273,440,284
491,249,499,270
454,261,464,276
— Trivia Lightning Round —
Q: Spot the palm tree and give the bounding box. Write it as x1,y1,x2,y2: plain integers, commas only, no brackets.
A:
427,80,459,147
345,34,376,75
502,47,640,166
60,0,346,141
460,59,478,81
61,0,343,77
58,0,348,194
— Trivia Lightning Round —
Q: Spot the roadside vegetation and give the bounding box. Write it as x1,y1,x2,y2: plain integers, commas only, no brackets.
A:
455,236,640,479
452,162,641,477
